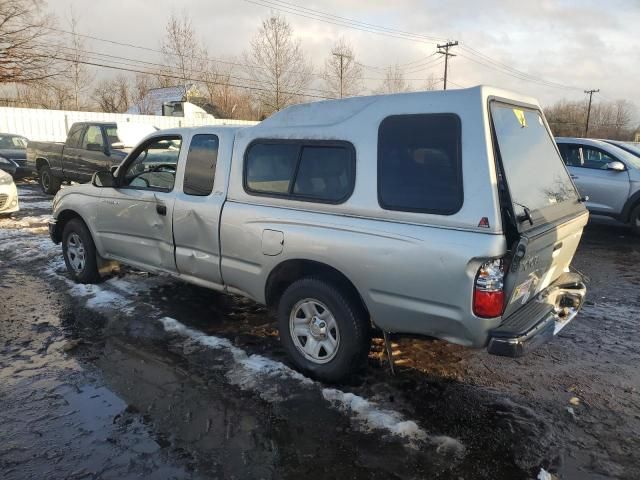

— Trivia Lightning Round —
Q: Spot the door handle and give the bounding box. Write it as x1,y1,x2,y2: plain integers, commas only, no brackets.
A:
156,204,167,216
570,174,578,179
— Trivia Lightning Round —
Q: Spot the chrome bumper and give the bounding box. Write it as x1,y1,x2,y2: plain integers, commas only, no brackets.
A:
487,272,587,357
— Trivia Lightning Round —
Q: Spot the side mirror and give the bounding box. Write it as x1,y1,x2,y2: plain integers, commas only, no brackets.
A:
91,170,115,188
86,143,103,152
110,165,118,175
606,161,626,172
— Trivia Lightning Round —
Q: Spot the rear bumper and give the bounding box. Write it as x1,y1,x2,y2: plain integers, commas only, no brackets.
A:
487,272,587,357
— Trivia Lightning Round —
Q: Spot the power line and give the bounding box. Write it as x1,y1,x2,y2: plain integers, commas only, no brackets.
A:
242,0,586,92
28,53,335,101
437,41,458,90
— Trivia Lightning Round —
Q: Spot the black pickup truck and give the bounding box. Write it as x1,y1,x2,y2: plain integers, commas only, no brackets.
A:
26,122,155,194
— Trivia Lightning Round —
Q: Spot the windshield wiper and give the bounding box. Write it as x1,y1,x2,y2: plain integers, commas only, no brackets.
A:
513,202,534,226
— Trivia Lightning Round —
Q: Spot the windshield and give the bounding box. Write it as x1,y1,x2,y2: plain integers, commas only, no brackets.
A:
491,102,580,229
0,135,27,149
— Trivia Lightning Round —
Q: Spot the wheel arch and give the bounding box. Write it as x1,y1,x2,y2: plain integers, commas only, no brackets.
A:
53,209,89,244
264,259,370,318
620,190,640,223
35,157,50,171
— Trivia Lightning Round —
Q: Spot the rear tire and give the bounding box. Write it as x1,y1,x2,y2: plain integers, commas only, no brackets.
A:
277,277,371,383
39,165,61,195
62,218,101,284
630,204,640,236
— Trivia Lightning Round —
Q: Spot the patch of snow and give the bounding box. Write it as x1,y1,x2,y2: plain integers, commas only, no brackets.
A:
538,468,554,480
322,388,428,443
19,201,53,210
158,316,459,449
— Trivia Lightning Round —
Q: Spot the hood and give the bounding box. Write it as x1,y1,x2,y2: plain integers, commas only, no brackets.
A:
0,149,26,160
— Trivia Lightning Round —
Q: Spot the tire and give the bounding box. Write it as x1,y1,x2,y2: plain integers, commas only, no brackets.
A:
277,277,371,382
630,204,640,236
61,218,101,284
39,164,61,195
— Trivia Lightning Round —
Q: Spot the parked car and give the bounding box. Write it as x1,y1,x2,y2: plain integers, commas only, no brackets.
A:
601,139,640,158
26,122,156,194
0,169,19,215
49,87,588,382
0,133,29,178
555,137,640,234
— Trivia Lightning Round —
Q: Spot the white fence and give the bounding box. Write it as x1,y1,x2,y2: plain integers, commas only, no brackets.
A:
0,106,257,142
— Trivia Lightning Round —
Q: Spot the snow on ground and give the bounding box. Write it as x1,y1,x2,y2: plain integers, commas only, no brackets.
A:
19,201,54,211
158,316,459,448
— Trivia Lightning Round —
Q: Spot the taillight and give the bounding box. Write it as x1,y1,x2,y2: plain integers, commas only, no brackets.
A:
473,259,505,318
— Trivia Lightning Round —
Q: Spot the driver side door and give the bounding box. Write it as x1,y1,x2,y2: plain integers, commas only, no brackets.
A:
95,134,182,272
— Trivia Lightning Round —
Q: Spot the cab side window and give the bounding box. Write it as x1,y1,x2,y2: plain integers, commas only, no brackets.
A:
183,134,219,196
66,125,85,148
559,144,582,167
581,146,616,170
120,136,182,191
82,125,105,151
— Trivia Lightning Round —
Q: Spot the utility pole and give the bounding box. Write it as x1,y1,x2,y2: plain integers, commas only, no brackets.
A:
332,52,350,98
584,89,599,137
437,41,458,90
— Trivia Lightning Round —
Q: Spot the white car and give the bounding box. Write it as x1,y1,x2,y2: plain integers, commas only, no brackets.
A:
0,169,19,215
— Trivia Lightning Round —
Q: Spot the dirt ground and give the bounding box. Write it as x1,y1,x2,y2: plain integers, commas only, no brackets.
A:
1,183,638,479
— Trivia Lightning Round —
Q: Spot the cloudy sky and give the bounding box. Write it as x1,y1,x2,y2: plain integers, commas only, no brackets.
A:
47,0,639,110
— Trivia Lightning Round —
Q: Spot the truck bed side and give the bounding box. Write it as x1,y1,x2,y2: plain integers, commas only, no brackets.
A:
26,141,65,176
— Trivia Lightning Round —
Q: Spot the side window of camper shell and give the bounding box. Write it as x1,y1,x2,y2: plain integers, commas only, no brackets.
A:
244,140,355,204
378,113,463,215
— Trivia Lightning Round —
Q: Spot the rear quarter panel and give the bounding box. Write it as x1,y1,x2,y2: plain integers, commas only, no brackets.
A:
220,202,507,347
27,141,65,175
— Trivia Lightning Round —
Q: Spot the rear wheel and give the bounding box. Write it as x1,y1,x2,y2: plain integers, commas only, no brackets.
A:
62,218,101,283
39,164,61,195
277,277,371,382
630,204,640,236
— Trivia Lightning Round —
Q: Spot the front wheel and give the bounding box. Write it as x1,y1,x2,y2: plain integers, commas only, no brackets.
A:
39,165,61,195
277,277,371,382
630,204,640,236
62,218,101,283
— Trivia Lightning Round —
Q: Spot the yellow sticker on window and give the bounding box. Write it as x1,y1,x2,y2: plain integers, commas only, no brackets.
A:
513,108,527,128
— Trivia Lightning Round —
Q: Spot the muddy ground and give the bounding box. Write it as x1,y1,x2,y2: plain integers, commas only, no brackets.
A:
0,183,638,480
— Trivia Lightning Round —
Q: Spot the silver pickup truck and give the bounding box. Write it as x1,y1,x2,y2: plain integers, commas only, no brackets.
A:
49,86,589,382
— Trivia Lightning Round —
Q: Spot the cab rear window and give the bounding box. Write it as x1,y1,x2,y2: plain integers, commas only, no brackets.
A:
378,114,463,215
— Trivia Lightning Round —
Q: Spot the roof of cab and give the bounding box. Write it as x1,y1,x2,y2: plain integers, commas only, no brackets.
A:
255,85,541,129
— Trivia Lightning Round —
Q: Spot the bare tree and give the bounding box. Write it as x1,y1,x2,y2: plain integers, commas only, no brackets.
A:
421,72,440,91
545,98,637,140
323,38,362,98
244,14,312,114
64,8,94,110
92,75,130,113
0,0,58,84
161,12,203,88
14,80,73,109
374,64,411,94
129,73,156,114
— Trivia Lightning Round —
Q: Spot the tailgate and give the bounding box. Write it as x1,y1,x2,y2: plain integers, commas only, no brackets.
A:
502,212,588,318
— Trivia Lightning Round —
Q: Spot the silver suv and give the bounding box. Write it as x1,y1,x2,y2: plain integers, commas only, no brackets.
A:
49,87,588,382
556,137,640,234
